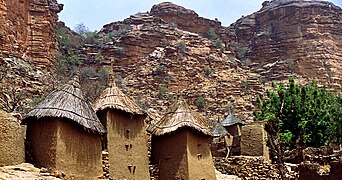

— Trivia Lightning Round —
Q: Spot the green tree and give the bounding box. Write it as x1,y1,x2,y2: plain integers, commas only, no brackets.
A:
254,78,341,178
74,23,100,44
255,78,341,147
74,23,89,38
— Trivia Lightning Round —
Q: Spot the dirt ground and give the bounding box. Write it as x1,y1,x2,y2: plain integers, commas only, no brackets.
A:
215,169,241,180
0,163,60,180
1,163,240,180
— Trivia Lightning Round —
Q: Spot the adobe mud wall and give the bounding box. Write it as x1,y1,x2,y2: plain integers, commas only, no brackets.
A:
105,110,150,180
56,119,103,180
187,130,216,180
151,128,188,180
26,118,57,168
0,110,25,166
240,123,269,159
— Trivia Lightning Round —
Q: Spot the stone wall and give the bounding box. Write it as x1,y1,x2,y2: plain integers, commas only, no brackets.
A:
298,147,342,179
214,156,298,179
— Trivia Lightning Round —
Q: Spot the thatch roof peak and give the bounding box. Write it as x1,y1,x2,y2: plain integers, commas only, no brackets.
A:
147,97,212,136
22,75,106,135
221,111,244,127
93,66,145,115
212,120,228,137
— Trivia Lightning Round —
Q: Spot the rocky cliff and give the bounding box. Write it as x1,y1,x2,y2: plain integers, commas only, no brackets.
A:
231,0,342,88
58,0,341,123
0,0,62,68
0,0,63,114
76,3,264,122
2,0,341,122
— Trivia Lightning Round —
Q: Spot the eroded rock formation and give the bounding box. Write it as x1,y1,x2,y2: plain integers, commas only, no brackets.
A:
0,0,62,68
231,0,342,87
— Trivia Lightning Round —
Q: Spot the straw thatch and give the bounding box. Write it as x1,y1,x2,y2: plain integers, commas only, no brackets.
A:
22,75,106,135
221,112,244,127
212,121,228,137
93,68,145,115
147,97,212,136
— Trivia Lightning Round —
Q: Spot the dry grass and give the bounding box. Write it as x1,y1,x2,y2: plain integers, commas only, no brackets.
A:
93,73,145,116
212,121,228,137
22,75,106,135
147,97,212,136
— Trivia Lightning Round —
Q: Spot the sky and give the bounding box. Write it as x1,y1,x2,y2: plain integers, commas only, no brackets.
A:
58,0,342,31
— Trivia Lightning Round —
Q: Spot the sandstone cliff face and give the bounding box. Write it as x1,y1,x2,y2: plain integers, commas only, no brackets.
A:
85,8,264,122
150,2,221,36
76,0,342,123
231,0,342,88
5,0,339,123
0,0,62,68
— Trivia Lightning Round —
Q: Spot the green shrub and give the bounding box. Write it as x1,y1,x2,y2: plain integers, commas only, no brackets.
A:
158,85,168,99
206,28,218,40
195,96,205,109
155,65,166,75
98,67,109,85
236,46,249,59
206,28,224,49
84,31,100,44
176,41,187,56
53,55,78,76
80,67,97,81
30,97,43,107
116,47,125,56
214,39,223,49
95,53,105,62
204,66,212,77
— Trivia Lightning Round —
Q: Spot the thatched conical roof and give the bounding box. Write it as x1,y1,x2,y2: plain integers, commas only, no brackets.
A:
212,121,228,137
221,111,244,127
93,65,145,115
22,74,106,135
147,97,212,136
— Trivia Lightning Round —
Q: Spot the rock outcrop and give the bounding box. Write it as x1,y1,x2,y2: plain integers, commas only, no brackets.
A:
84,16,264,123
0,0,63,68
78,0,342,123
231,0,342,88
150,2,221,36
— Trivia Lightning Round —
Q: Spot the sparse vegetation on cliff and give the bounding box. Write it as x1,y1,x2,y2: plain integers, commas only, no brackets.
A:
206,28,223,49
176,41,187,56
195,96,205,110
158,85,168,99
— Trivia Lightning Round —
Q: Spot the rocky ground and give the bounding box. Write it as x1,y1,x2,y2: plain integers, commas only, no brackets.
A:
0,163,62,180
0,163,240,180
215,170,241,180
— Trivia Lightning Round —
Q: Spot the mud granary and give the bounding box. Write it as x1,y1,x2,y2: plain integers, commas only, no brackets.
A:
22,75,105,180
221,111,245,155
148,97,216,180
94,69,150,180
